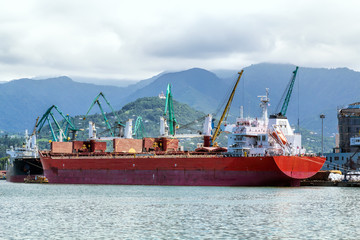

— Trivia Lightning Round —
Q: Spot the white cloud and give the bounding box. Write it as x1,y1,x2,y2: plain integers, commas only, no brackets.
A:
0,0,359,81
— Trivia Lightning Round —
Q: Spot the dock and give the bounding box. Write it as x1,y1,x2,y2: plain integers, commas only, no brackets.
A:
301,181,360,187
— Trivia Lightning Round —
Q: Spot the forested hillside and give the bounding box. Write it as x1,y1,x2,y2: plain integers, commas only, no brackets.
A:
37,97,205,145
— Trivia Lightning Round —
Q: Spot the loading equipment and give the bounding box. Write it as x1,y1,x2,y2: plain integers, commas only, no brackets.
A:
272,66,299,118
83,92,125,137
36,105,79,142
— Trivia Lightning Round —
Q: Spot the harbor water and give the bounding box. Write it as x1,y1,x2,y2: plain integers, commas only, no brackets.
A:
1,181,360,239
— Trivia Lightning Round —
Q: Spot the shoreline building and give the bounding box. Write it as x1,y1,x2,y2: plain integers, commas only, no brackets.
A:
324,103,360,171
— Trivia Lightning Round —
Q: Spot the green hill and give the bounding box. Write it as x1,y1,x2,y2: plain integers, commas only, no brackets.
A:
37,96,206,148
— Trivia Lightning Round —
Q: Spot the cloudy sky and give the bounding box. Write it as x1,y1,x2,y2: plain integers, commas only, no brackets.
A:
0,0,359,81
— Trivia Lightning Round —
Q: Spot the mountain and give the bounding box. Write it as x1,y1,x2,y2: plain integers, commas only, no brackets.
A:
69,76,135,87
0,63,359,139
125,71,167,91
228,63,360,135
125,68,229,112
0,77,129,131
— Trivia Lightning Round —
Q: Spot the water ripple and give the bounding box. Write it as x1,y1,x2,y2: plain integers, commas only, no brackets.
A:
1,182,359,239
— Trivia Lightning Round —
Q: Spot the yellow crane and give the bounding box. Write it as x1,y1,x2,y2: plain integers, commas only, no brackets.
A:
211,70,244,146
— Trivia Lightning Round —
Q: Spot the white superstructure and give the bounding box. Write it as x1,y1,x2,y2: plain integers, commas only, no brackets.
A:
124,119,133,139
6,130,39,164
227,89,305,156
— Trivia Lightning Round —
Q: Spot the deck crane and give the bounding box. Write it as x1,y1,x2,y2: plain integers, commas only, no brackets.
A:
133,116,145,139
272,66,299,117
31,117,39,136
163,84,178,136
211,70,244,146
83,92,125,137
36,105,78,142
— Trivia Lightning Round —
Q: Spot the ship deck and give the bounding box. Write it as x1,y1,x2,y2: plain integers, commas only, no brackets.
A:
40,151,225,159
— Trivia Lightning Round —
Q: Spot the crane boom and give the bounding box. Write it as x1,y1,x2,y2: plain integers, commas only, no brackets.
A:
47,117,57,141
37,105,77,132
275,66,299,117
97,100,114,136
36,105,79,141
83,92,124,137
84,92,122,124
164,84,178,136
133,116,145,139
31,117,39,136
212,70,244,144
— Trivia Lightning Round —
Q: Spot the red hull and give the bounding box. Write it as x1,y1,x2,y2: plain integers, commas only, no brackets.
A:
40,153,325,187
6,174,28,183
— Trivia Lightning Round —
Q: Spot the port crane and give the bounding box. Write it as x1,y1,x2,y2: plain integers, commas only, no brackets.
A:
212,70,244,145
272,66,299,117
83,92,125,137
159,84,213,139
31,117,39,136
163,84,178,136
133,116,145,139
36,105,78,142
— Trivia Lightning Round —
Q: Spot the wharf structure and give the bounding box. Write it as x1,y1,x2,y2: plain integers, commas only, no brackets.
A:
324,103,360,171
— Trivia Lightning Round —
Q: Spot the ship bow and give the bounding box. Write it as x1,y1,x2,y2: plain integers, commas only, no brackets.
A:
274,156,326,179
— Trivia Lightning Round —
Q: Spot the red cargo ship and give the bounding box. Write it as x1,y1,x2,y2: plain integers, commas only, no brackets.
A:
39,136,325,187
39,69,325,186
39,154,324,187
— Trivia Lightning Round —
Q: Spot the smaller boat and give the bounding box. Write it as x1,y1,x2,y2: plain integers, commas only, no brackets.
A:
0,170,6,180
24,175,48,183
6,130,43,182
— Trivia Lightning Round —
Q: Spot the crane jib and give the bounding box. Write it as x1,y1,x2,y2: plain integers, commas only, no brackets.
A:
211,70,244,145
279,66,299,116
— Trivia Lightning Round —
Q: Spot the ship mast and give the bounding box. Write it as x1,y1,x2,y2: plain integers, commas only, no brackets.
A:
258,88,270,124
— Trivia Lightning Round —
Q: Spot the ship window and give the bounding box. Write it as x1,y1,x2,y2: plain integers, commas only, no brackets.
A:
262,135,266,141
334,156,339,161
342,156,344,160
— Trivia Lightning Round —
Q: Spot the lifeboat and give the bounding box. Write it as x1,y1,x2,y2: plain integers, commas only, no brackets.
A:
271,129,287,145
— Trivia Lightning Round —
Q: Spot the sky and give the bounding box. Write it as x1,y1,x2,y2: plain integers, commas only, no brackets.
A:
0,0,359,82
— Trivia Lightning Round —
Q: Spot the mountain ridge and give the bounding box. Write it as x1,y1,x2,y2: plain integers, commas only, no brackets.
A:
0,63,359,137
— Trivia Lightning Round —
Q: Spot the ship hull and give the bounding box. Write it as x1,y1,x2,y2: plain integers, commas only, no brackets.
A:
40,154,325,186
6,158,43,183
